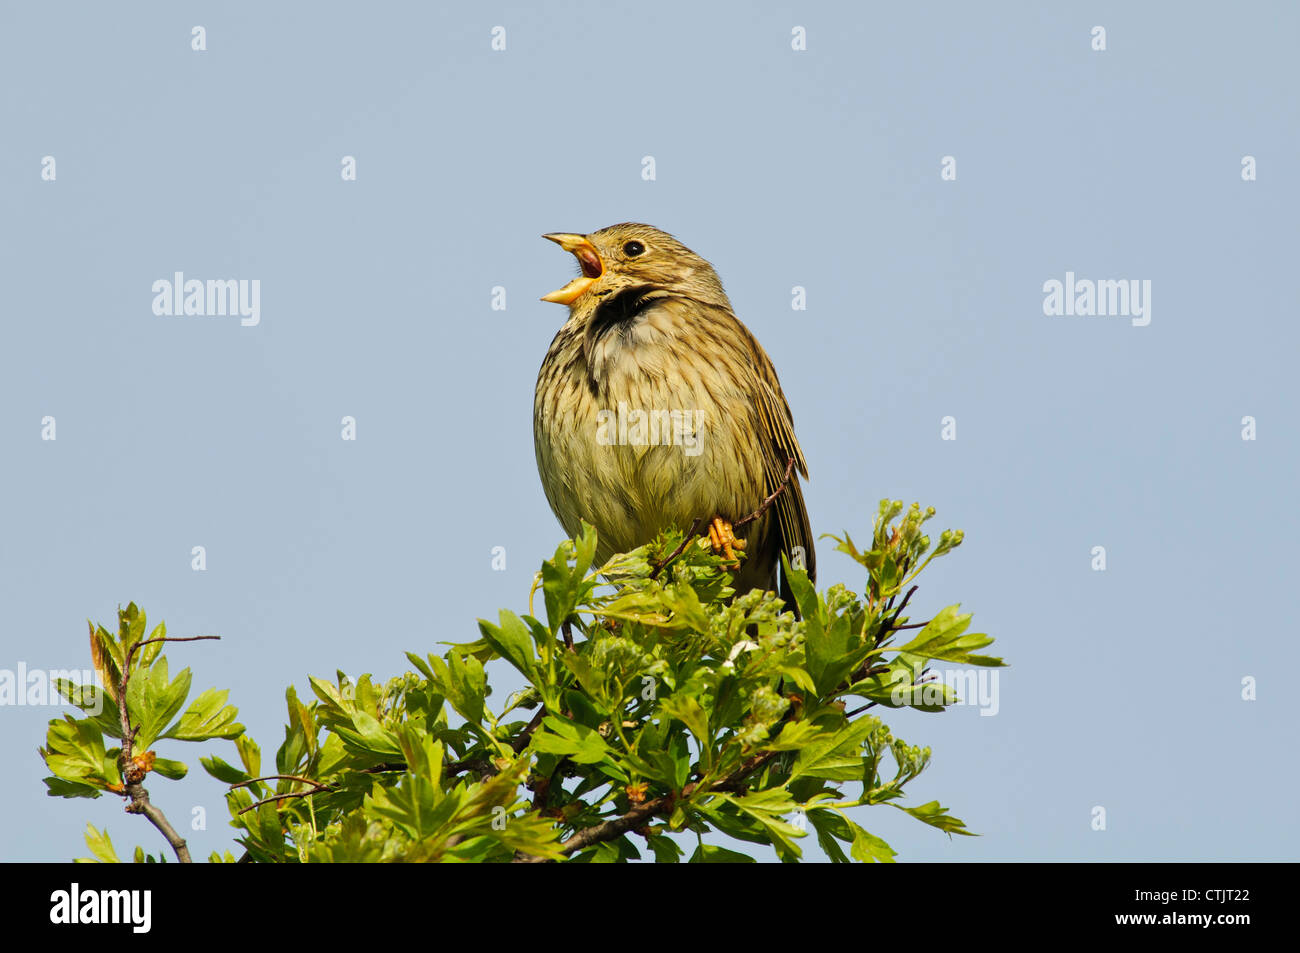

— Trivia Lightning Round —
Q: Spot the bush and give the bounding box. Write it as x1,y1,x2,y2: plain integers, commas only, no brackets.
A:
41,500,1002,863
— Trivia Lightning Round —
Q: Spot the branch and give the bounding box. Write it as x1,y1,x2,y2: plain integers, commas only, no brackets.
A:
837,588,929,713
512,750,780,862
115,633,220,864
539,795,671,859
358,761,408,775
650,517,704,580
876,585,917,648
231,774,329,791
511,706,548,754
650,456,796,580
232,774,334,815
123,785,193,862
733,455,796,531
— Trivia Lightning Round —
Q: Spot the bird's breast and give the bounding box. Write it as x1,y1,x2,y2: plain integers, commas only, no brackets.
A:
534,304,765,558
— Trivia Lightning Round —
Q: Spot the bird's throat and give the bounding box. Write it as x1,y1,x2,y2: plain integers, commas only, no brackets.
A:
589,285,665,337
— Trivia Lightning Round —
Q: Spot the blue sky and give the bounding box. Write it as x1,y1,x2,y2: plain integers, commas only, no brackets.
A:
1,1,1296,861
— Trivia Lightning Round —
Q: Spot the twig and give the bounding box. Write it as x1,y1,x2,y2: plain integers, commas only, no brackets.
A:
841,589,929,712
649,517,704,580
844,666,936,719
648,457,797,581
358,761,408,774
237,777,331,816
529,766,557,814
876,586,917,648
120,635,222,717
534,795,670,859
512,750,779,862
734,456,796,530
511,707,548,754
123,794,193,862
115,633,221,864
231,774,332,792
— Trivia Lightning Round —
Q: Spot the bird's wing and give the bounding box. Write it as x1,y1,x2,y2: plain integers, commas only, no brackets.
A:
711,306,817,588
754,369,816,589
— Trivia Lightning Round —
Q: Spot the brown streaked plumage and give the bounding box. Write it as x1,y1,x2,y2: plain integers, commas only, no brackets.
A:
533,223,815,603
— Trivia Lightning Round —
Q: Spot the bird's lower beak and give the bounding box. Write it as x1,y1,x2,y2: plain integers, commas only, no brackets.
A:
541,233,603,305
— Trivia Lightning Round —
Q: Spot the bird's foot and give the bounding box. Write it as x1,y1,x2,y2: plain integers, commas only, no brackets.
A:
705,517,745,568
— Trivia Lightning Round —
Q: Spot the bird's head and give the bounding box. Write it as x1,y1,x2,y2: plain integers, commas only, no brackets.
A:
540,223,729,312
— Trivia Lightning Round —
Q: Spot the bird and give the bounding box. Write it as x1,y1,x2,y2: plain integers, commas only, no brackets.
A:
533,223,815,606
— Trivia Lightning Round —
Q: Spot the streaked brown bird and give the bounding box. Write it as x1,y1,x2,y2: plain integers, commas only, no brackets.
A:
533,223,815,604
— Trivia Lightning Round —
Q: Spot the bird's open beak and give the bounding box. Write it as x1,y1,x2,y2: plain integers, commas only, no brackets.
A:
541,233,603,305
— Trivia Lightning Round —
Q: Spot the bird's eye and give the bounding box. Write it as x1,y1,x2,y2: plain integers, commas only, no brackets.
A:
623,240,645,257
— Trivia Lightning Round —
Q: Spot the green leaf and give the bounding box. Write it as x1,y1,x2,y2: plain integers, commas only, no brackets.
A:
646,834,683,863
658,582,711,633
783,558,823,636
365,772,449,842
428,652,485,726
201,755,251,785
236,734,261,778
43,776,103,799
894,605,1004,667
562,689,606,729
161,687,243,741
81,824,121,864
658,696,710,765
150,757,188,780
348,710,404,759
722,790,806,859
790,715,879,782
689,844,756,863
532,715,613,765
573,520,598,579
542,544,579,634
849,821,898,862
825,531,868,569
541,523,600,635
405,651,435,683
477,611,537,682
773,664,817,695
41,715,120,791
129,658,193,750
807,809,852,863
852,668,958,711
893,800,976,836
642,731,691,790
52,678,121,737
254,802,289,861
805,603,849,691
764,720,836,753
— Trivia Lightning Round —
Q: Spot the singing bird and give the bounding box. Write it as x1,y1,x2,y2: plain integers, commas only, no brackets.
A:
533,223,815,604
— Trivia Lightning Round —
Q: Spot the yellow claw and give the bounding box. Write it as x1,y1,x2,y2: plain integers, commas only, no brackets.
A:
708,517,742,568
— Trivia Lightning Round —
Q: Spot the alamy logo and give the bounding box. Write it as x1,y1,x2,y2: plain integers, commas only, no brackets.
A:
1042,271,1151,327
1,664,102,714
891,668,1001,716
49,883,151,933
152,273,261,326
595,401,705,457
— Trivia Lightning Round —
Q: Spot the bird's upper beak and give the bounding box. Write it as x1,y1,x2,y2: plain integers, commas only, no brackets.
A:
541,233,603,305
